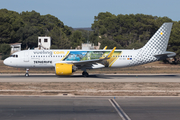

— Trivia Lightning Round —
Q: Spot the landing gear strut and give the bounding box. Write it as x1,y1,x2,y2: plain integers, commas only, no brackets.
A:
25,68,29,77
82,71,89,77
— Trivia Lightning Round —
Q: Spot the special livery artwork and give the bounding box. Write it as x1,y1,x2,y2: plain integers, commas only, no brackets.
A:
63,51,122,67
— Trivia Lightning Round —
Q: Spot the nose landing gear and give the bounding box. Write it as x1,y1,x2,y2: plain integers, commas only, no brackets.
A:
25,68,29,77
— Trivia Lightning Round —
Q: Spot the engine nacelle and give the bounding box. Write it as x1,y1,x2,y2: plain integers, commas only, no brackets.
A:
55,63,73,75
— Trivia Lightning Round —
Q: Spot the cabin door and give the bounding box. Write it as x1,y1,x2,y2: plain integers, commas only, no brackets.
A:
24,51,29,62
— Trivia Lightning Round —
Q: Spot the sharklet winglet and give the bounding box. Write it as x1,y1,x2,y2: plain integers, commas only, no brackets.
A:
106,47,116,58
103,46,107,50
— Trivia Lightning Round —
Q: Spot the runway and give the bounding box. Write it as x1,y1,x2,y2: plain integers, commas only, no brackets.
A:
0,74,180,82
0,96,180,120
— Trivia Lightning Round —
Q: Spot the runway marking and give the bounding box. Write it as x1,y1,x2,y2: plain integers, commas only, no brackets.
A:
109,99,131,120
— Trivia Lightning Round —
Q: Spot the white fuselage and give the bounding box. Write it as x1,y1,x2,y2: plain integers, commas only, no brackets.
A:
3,49,139,69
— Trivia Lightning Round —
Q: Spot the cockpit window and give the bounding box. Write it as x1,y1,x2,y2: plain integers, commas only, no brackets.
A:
10,54,18,58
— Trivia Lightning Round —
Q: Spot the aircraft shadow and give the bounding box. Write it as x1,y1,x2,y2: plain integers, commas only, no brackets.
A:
0,74,179,79
57,74,179,79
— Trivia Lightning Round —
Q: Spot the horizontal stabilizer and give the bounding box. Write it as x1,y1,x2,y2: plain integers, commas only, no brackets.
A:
154,51,176,58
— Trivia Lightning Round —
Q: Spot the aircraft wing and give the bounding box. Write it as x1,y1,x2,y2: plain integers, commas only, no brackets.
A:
54,47,116,67
67,47,116,65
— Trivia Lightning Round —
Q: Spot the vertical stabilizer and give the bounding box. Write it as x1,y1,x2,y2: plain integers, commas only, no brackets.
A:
142,23,173,54
129,23,173,66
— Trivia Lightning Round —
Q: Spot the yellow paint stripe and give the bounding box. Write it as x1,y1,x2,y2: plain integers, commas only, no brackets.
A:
109,52,123,67
61,51,70,61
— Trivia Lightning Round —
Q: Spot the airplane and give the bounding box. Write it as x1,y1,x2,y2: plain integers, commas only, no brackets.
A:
3,22,176,77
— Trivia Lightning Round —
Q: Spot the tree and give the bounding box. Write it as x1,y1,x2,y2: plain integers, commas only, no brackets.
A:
0,9,24,44
16,25,40,49
100,37,122,49
49,27,71,49
168,21,180,59
0,43,11,60
70,31,84,49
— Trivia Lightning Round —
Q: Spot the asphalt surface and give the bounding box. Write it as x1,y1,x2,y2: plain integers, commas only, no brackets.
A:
0,96,180,120
0,74,180,82
116,97,180,120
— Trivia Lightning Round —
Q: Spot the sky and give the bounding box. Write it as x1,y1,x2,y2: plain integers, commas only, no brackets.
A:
0,0,180,28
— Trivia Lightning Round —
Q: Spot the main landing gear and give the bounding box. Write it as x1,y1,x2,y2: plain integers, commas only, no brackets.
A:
82,71,89,77
25,68,29,77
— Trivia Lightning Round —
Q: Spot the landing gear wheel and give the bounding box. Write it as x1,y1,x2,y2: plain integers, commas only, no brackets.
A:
82,71,89,77
25,68,29,77
25,73,29,77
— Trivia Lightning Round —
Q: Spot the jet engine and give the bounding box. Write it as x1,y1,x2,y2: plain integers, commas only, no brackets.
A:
55,63,76,75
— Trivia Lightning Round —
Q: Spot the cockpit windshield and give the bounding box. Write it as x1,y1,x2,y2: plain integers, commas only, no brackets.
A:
10,54,18,58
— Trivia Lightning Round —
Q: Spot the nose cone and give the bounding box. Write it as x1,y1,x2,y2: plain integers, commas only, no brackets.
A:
3,59,8,65
3,58,11,66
